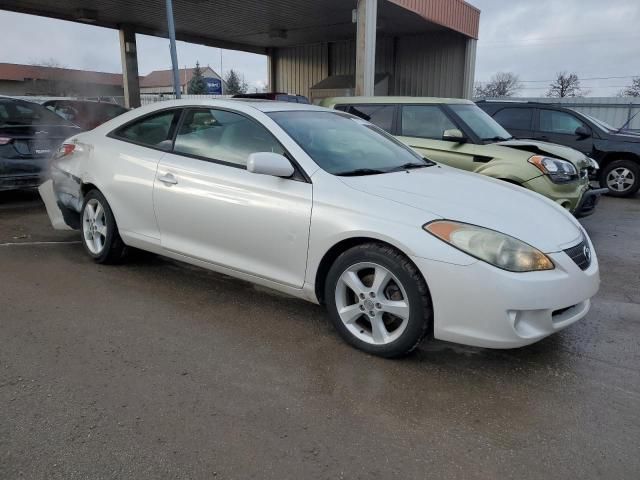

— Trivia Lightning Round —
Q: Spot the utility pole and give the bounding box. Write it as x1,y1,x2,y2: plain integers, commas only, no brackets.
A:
165,0,181,98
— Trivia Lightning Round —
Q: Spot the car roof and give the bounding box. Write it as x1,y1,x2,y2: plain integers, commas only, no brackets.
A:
322,96,474,106
134,98,327,114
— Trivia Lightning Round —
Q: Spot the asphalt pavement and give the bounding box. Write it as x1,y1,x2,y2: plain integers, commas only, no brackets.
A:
1,190,639,479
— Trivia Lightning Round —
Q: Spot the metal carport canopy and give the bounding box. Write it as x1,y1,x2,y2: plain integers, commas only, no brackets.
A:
0,0,479,54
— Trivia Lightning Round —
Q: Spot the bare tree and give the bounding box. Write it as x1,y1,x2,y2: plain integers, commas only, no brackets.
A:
620,77,640,97
547,72,587,98
474,72,522,98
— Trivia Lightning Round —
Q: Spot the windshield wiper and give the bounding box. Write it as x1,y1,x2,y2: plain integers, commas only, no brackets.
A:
482,136,513,142
390,162,433,172
335,168,387,177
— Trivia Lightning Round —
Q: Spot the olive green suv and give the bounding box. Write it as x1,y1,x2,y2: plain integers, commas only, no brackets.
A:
319,97,605,216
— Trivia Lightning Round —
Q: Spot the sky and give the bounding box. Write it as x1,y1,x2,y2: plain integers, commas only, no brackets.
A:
0,1,639,97
472,0,640,96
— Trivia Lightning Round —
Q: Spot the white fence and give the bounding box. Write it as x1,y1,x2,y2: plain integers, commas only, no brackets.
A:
479,97,640,132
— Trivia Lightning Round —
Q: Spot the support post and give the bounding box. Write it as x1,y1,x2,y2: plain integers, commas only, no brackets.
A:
462,38,477,99
355,0,377,97
165,0,181,98
119,26,140,108
266,48,277,93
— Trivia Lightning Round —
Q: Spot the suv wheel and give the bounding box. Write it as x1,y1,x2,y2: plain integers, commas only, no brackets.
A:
601,160,640,197
325,243,432,358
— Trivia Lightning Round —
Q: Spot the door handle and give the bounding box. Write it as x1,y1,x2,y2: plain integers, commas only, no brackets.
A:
158,173,178,186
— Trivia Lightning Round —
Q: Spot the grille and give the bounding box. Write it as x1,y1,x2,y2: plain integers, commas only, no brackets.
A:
564,238,592,271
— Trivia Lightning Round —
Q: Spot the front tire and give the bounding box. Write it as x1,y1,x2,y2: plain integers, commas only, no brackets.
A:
600,159,640,197
325,243,432,358
81,189,127,264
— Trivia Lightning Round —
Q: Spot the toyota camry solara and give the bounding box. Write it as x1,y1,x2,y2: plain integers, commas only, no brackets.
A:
40,100,600,358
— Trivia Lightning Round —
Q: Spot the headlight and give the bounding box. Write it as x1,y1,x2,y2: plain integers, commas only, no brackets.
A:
424,220,554,272
528,155,578,183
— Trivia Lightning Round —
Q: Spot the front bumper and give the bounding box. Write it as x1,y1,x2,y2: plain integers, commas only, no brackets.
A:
411,237,600,349
521,175,592,215
573,187,608,218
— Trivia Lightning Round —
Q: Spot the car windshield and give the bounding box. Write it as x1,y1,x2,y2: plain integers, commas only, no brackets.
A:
449,104,512,142
0,99,75,127
268,111,434,176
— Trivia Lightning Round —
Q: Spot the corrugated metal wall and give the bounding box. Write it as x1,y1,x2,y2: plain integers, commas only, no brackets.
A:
273,44,328,100
393,31,466,97
274,31,469,98
482,97,640,131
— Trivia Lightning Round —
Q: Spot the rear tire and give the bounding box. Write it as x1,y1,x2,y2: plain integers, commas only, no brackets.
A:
600,159,640,197
81,189,127,264
325,243,432,358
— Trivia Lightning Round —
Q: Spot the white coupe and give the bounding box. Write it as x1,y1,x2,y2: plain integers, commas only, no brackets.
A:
40,100,600,357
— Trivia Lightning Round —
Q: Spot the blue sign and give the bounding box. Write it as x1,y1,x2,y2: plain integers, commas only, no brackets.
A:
204,77,222,94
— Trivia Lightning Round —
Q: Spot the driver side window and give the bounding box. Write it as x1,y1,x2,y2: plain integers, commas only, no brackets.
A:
401,105,456,139
539,110,586,135
173,108,285,167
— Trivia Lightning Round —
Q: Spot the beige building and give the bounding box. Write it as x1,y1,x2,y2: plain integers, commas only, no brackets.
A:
139,66,224,95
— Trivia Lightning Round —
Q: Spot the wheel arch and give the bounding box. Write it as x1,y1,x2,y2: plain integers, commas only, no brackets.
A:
598,151,640,169
313,236,422,305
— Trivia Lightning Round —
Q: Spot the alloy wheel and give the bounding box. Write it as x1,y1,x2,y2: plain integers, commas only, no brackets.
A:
334,262,410,345
82,198,107,255
606,167,636,193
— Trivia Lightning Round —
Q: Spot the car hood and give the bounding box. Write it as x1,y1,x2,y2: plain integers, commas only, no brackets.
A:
608,131,640,143
340,166,583,253
496,139,590,168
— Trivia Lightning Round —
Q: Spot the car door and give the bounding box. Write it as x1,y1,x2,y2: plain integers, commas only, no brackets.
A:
491,106,535,139
153,107,312,288
395,104,480,171
535,108,594,155
102,108,182,240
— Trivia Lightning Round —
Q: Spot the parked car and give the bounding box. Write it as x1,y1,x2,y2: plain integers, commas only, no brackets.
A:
43,99,128,130
320,97,606,217
40,100,599,357
232,92,310,104
477,101,640,197
0,97,81,191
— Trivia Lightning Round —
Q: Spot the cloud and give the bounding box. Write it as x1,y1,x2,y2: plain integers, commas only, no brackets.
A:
0,10,267,88
472,0,640,96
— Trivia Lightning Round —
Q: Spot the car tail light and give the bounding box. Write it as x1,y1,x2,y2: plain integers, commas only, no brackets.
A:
0,136,13,145
55,143,76,159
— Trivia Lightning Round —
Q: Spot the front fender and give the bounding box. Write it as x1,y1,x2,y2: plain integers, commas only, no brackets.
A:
474,160,539,184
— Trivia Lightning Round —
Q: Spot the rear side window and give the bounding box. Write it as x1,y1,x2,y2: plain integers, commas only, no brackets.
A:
539,109,586,135
338,104,395,133
493,107,533,130
173,108,285,167
113,110,179,150
401,105,456,139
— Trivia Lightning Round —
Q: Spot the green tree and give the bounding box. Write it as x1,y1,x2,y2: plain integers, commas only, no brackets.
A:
187,61,207,94
224,69,248,95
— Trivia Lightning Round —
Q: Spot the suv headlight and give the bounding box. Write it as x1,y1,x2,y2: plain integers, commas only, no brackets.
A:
528,155,578,183
424,220,554,272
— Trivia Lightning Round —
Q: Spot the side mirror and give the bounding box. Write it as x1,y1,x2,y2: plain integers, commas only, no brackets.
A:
247,152,294,178
575,126,591,138
442,129,467,143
